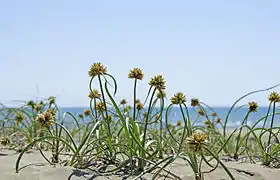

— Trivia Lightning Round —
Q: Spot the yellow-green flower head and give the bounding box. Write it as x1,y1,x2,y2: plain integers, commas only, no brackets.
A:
46,108,56,116
15,112,24,125
0,136,11,146
48,96,56,104
84,109,91,116
35,104,42,112
156,90,166,99
27,100,35,109
191,98,200,107
248,101,258,112
216,118,222,124
36,113,52,128
88,62,107,77
204,120,211,126
186,133,208,152
120,99,127,105
78,114,84,119
176,120,182,127
268,91,280,102
211,112,217,117
128,67,144,80
171,92,186,105
96,102,105,112
136,102,144,110
88,89,101,99
44,112,54,122
197,109,205,116
149,75,166,90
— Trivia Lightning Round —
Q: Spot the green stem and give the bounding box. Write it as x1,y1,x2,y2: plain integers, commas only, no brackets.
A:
140,87,157,170
234,111,250,159
178,104,187,153
267,102,276,151
133,79,137,122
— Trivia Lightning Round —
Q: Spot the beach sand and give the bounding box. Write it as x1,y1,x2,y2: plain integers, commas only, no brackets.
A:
1,149,280,180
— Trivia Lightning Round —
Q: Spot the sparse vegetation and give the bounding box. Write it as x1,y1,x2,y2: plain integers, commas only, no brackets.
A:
0,62,280,179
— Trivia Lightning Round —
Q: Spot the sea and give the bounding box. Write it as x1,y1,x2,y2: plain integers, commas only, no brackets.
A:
58,107,280,128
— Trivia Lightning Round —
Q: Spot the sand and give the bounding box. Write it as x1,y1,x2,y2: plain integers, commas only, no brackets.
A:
1,148,280,180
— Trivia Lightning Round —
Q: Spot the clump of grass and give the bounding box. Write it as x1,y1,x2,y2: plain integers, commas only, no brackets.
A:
0,62,279,179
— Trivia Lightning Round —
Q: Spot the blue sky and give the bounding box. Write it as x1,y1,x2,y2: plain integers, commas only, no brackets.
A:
0,0,280,107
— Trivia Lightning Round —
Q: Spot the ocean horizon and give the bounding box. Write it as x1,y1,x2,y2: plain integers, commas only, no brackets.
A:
57,106,280,128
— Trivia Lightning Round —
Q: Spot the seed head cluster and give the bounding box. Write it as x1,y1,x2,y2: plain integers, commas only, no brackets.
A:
269,92,280,102
186,133,208,152
88,62,107,77
36,112,54,128
171,92,186,105
248,101,258,112
84,109,91,116
15,112,24,125
149,75,166,90
191,98,200,107
128,68,144,80
88,89,101,99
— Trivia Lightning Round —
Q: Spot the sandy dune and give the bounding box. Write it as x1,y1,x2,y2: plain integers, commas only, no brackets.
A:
1,149,280,180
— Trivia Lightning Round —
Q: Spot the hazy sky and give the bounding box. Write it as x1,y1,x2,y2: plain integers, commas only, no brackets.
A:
1,0,280,107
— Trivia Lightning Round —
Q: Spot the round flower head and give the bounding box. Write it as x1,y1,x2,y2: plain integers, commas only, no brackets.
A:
15,112,24,125
46,108,56,116
197,109,205,116
248,101,258,112
149,75,166,90
136,102,144,110
186,133,208,152
48,96,56,104
27,100,35,109
156,90,166,99
128,68,144,80
84,109,91,116
96,102,105,112
44,112,54,122
78,114,84,119
216,118,222,124
36,113,51,128
171,92,186,105
0,136,11,146
176,120,182,127
88,89,101,99
120,99,127,105
268,92,280,102
88,62,107,77
191,98,199,107
211,112,217,117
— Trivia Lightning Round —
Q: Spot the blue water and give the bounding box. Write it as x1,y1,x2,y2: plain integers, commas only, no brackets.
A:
59,107,280,128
